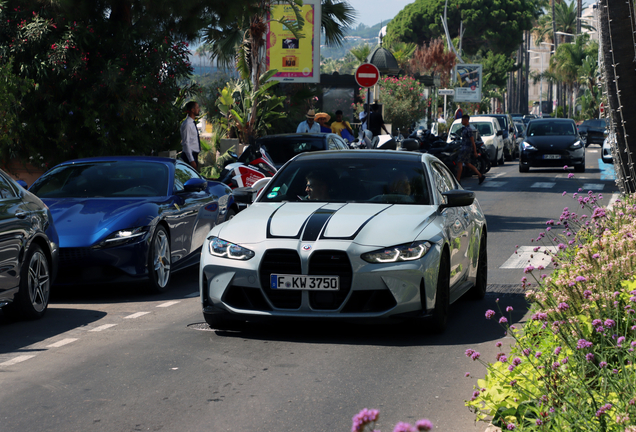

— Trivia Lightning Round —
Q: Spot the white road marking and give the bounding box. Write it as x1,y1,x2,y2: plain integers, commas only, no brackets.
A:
531,182,556,188
500,246,558,269
608,193,621,209
0,355,37,366
488,172,507,179
46,338,78,348
157,300,180,308
185,291,200,298
89,324,118,332
588,150,599,153
581,183,605,191
124,312,150,319
483,181,508,188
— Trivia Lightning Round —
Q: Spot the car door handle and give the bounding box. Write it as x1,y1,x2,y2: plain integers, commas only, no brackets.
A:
16,212,27,219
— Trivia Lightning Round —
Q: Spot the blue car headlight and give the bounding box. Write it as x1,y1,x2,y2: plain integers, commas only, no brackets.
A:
521,141,537,151
361,241,432,264
208,237,255,260
99,227,148,247
569,140,583,149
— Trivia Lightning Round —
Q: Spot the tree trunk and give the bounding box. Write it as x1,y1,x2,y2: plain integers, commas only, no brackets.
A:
599,0,636,193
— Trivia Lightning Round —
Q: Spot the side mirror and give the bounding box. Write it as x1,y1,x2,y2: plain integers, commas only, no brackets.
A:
233,186,258,204
182,178,207,192
439,190,475,210
496,130,503,136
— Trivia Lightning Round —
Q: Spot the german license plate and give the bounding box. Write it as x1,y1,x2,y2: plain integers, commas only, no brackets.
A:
270,274,339,291
543,154,561,159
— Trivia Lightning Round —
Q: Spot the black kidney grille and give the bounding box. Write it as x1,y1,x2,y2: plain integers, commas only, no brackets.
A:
308,251,352,310
259,249,302,309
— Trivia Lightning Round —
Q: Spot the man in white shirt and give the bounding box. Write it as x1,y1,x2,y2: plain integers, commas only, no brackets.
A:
180,101,201,171
296,109,321,133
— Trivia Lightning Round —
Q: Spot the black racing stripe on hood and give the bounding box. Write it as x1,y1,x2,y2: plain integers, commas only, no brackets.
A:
320,204,393,241
266,203,308,239
301,209,337,241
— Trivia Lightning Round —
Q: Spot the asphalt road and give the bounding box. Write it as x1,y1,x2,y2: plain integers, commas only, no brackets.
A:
0,147,618,432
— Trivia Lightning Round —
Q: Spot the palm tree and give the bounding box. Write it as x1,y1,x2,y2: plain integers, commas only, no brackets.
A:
549,33,589,117
384,41,416,71
534,0,593,45
349,44,373,65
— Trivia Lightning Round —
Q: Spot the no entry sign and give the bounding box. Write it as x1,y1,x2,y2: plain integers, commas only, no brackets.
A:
355,63,380,88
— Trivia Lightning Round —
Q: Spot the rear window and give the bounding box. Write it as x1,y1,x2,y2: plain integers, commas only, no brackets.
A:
258,137,325,165
472,122,493,136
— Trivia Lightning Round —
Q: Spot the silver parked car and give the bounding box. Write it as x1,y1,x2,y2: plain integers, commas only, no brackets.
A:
199,151,488,333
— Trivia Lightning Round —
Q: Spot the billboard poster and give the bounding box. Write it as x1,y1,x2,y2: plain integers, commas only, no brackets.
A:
454,64,482,103
266,0,321,83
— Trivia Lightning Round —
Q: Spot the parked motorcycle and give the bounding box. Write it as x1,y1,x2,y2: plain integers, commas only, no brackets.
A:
217,146,277,189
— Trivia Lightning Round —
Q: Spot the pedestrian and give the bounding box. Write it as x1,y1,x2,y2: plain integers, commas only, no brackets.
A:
330,110,355,139
368,104,389,137
314,112,332,133
454,105,463,120
456,114,485,185
180,101,201,171
296,109,321,133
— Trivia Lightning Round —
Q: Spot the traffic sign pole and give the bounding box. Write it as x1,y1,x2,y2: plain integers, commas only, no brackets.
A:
355,63,380,136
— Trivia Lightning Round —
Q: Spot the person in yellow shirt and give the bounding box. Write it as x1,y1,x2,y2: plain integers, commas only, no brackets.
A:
330,110,354,139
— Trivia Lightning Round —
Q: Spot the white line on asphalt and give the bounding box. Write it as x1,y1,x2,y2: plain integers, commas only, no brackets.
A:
483,181,508,188
531,182,556,188
124,311,150,319
500,246,558,269
46,338,78,348
89,324,118,332
608,193,621,209
157,300,181,308
0,355,37,366
185,291,200,298
588,150,599,153
581,183,605,191
489,172,507,179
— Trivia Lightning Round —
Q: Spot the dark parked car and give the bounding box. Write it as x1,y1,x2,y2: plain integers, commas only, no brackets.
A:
577,118,606,147
29,157,234,292
239,133,350,170
519,118,585,172
0,169,59,320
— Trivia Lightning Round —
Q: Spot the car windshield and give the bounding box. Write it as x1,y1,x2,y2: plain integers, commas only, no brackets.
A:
527,122,577,137
472,122,493,136
30,161,170,198
258,137,325,165
515,124,524,134
449,122,463,135
493,117,506,129
259,157,431,205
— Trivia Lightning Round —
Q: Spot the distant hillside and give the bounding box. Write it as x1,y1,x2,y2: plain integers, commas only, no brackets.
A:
348,21,390,38
320,20,391,60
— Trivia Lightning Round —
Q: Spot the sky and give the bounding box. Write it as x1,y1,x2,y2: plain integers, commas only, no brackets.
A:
346,0,414,27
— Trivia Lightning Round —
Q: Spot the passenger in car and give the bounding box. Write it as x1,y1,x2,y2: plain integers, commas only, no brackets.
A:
305,172,331,201
388,172,411,196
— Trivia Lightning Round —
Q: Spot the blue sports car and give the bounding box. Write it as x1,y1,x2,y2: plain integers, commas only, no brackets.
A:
29,156,235,292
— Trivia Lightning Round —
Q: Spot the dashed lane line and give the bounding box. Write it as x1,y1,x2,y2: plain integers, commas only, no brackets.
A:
156,300,181,308
483,181,508,188
0,355,37,367
500,246,558,269
46,338,78,348
581,183,605,191
531,182,556,188
124,311,150,319
89,324,118,332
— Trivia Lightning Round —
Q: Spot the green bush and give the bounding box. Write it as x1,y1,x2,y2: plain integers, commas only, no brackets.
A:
466,188,636,430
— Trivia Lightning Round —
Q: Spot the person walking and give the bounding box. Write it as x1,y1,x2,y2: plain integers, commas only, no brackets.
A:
296,109,321,133
180,101,201,171
368,104,389,137
456,114,485,185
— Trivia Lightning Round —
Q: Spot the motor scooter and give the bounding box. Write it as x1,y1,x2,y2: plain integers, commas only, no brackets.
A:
217,146,277,189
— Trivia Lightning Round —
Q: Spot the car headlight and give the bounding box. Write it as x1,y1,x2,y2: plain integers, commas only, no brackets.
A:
208,237,255,260
521,141,537,151
570,140,583,149
99,227,148,247
361,241,432,264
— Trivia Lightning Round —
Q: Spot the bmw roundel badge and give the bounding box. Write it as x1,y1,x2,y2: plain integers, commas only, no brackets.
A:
302,244,312,251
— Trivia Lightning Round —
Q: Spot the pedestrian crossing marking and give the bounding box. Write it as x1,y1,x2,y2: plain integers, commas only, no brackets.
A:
581,183,605,191
0,355,36,367
483,181,507,188
124,311,150,319
157,300,180,308
89,324,118,332
531,182,556,188
500,246,558,269
46,338,78,348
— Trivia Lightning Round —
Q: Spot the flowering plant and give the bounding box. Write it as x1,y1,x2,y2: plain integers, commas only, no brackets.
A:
351,408,433,432
465,169,636,430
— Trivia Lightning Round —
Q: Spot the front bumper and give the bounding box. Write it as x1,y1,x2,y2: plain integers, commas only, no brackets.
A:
519,147,585,168
200,241,442,320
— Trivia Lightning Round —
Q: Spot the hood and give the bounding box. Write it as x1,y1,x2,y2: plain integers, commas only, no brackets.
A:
43,197,164,247
526,135,580,150
216,202,436,247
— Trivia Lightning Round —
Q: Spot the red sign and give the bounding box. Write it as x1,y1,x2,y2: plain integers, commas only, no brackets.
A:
355,63,380,88
600,102,604,115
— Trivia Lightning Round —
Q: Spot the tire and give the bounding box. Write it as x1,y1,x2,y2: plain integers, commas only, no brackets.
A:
225,208,236,222
574,163,585,173
483,156,492,173
519,164,529,173
148,225,171,293
474,156,486,175
6,244,50,320
204,312,245,331
504,147,512,161
429,251,450,334
468,231,488,300
498,149,505,166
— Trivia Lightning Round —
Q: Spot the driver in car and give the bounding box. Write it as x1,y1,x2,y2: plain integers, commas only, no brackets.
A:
388,172,411,196
305,172,331,201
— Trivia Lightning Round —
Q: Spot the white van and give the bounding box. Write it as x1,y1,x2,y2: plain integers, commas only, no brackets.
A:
447,116,505,165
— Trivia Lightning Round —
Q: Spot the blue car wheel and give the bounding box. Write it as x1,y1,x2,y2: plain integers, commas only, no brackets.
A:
148,226,171,293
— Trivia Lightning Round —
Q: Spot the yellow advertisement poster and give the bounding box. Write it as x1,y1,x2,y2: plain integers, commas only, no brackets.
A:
266,0,320,83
